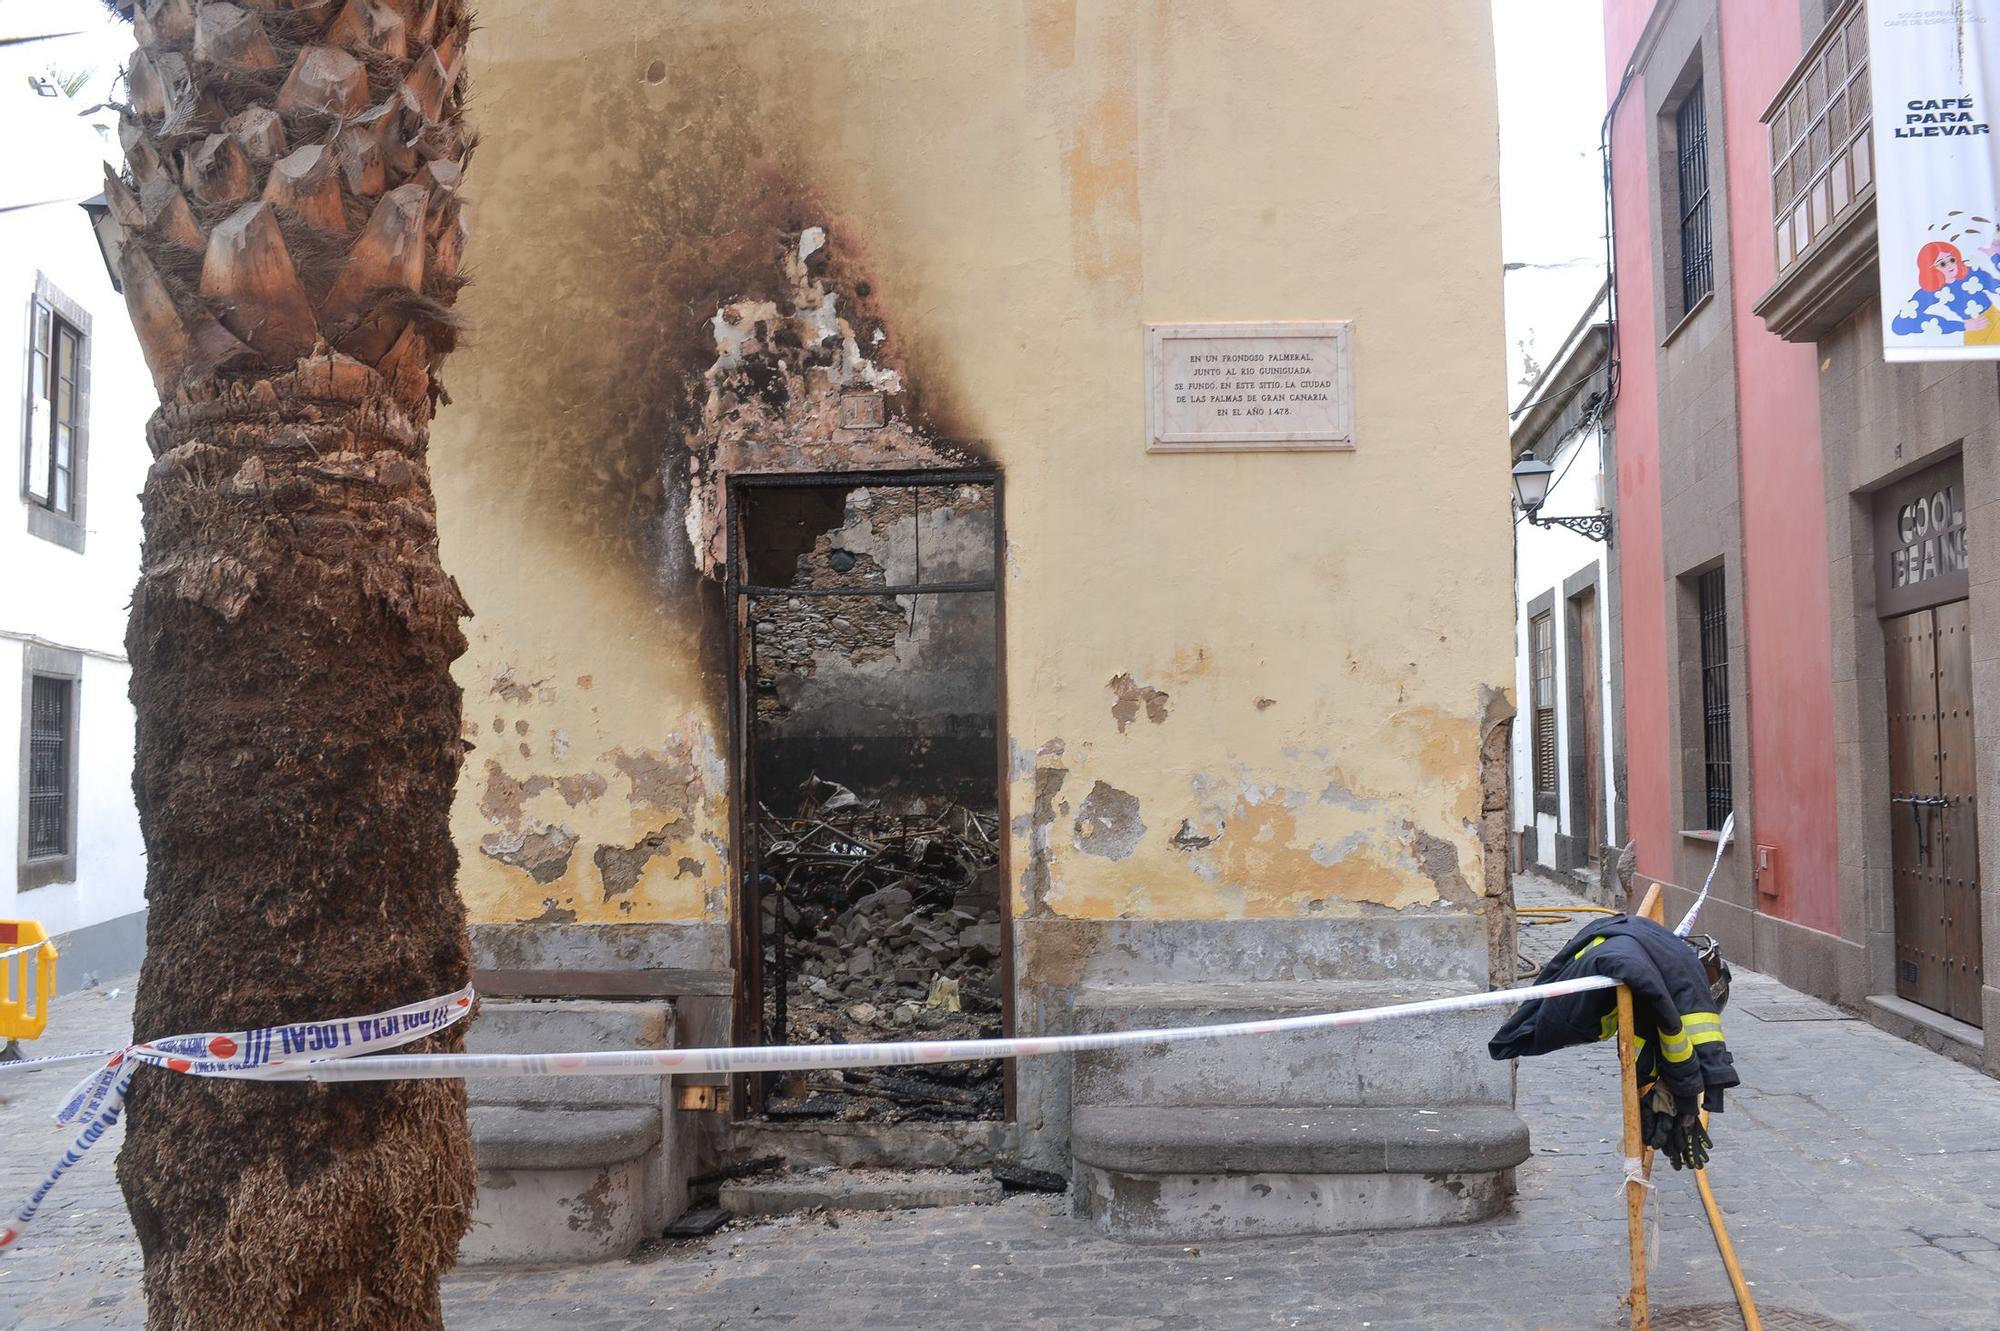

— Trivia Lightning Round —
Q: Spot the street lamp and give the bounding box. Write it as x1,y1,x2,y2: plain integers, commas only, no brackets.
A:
1511,448,1612,542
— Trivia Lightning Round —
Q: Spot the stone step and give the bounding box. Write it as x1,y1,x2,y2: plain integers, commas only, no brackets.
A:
466,998,672,1108
719,1167,1004,1217
1070,980,1512,1109
728,1118,1013,1171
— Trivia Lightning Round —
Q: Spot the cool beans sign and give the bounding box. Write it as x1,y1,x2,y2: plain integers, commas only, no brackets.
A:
1875,456,1970,616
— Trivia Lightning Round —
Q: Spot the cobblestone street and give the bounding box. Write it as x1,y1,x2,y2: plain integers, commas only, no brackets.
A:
5,877,2000,1330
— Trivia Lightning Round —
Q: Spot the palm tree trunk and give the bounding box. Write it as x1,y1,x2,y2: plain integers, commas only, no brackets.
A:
103,3,480,1326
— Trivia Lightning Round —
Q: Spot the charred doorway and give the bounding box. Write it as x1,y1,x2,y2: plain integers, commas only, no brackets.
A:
727,471,1007,1121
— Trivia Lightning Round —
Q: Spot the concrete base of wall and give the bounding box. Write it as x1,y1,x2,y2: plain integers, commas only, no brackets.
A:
48,909,145,995
1073,1161,1513,1242
1865,994,1985,1071
461,1155,652,1265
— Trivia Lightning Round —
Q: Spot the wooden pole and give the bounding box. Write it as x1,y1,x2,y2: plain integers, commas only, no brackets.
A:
1636,882,1665,924
1617,981,1650,1331
1694,1110,1762,1330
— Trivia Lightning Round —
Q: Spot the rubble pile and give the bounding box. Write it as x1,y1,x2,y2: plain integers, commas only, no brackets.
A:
756,798,1004,1121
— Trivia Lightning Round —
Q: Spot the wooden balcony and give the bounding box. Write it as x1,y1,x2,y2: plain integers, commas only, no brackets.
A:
1754,0,1876,343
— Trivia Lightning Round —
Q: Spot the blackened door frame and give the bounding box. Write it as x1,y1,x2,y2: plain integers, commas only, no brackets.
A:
723,467,1011,1114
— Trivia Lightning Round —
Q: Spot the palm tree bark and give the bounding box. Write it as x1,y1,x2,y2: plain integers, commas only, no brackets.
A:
104,3,479,1326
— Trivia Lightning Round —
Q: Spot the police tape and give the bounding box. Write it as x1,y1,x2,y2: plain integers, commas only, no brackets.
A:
0,973,1620,1252
246,974,1625,1082
0,986,473,1252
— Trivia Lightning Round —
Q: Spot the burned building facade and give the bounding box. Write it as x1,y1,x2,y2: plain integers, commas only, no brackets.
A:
432,0,1522,1257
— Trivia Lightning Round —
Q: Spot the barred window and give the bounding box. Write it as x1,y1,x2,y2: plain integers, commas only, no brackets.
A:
26,676,73,860
1697,569,1732,830
1532,612,1557,797
1676,80,1714,314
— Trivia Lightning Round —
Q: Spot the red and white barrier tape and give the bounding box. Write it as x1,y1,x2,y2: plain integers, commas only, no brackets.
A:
0,973,1618,1252
0,986,472,1252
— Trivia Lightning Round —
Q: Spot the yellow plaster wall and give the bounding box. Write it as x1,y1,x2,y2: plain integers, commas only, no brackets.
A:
434,0,1513,928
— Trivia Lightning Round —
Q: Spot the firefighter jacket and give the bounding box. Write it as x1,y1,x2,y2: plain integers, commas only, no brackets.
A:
1489,914,1740,1110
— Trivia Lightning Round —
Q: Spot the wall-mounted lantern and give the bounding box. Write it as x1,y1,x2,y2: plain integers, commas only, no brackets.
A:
1512,449,1613,543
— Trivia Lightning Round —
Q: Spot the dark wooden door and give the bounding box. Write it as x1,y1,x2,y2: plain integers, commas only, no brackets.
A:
1575,587,1605,865
1933,600,1984,1025
1885,604,1985,1026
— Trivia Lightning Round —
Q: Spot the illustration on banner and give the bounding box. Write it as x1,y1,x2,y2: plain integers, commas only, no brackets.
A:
1889,223,2000,347
1870,0,2000,362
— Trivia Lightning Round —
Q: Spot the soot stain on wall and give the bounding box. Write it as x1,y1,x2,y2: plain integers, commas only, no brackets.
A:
466,36,996,914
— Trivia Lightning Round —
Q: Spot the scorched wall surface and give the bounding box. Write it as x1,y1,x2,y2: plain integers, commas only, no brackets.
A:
431,2,1516,959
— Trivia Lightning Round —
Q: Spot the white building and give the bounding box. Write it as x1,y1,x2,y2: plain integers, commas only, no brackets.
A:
1511,285,1622,889
1,71,151,992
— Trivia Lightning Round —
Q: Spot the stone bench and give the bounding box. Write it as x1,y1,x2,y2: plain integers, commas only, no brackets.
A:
458,998,673,1265
1071,1104,1527,1240
1067,979,1528,1241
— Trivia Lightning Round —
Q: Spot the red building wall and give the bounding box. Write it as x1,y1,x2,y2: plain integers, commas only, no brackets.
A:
1604,0,1840,932
1716,2,1840,934
1604,34,1676,891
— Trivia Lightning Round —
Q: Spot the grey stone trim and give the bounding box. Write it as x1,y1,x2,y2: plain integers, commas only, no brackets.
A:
469,1104,661,1170
1646,12,1730,339
1603,416,1628,849
1562,561,1601,603
1561,561,1603,861
468,920,731,972
47,908,146,994
1069,1104,1530,1176
17,642,82,890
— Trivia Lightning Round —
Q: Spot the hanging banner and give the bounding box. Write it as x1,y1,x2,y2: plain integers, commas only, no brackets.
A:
1871,0,2000,361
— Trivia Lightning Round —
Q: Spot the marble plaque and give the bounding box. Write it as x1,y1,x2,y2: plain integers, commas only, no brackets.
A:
1145,321,1354,452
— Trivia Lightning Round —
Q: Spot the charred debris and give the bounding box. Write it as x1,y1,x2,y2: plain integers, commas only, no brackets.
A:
756,780,1003,1122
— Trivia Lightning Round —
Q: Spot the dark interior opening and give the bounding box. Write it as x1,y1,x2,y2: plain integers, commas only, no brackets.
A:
733,473,1006,1123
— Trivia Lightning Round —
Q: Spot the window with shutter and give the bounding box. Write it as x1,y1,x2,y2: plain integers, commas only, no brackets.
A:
20,275,90,550
1531,612,1557,796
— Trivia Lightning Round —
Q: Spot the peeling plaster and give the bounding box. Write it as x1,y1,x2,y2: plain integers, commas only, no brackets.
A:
556,771,609,806
1019,759,1069,906
595,821,688,902
611,741,706,814
481,824,579,884
491,663,547,705
480,761,551,827
1169,817,1222,851
1107,673,1170,733
1074,781,1145,860
1410,824,1479,906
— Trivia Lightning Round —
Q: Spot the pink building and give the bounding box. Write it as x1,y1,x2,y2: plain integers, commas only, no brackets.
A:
1604,0,1996,1072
